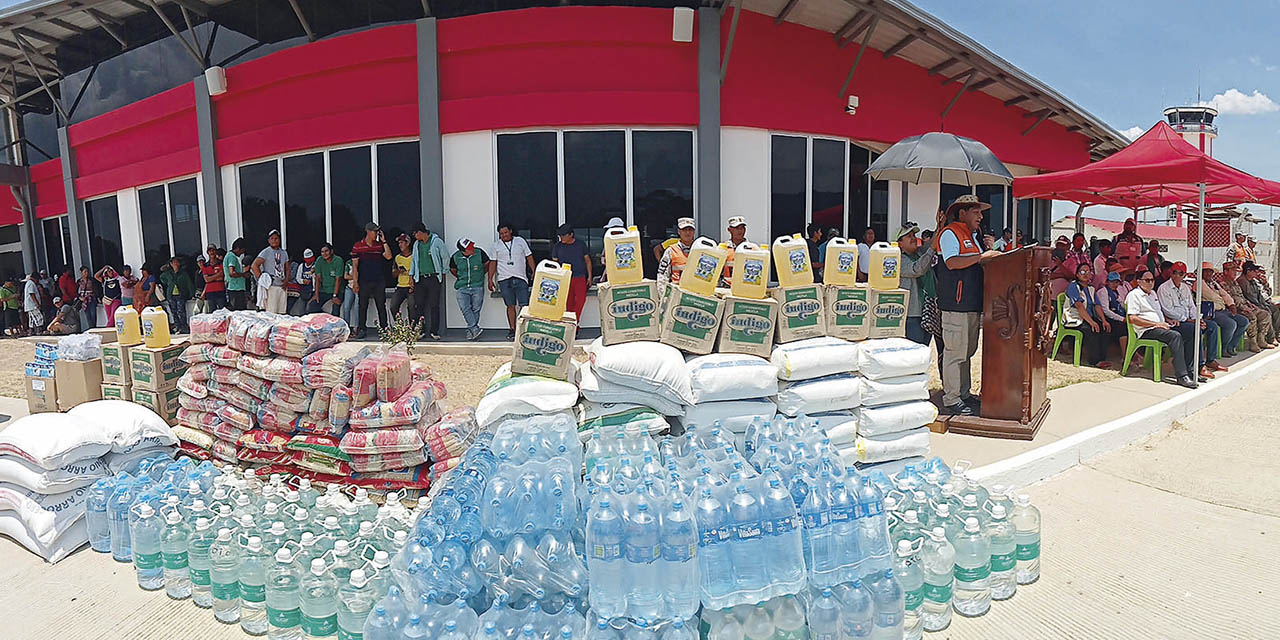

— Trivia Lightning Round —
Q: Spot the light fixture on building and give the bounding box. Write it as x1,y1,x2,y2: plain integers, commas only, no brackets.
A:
205,66,227,96
846,95,859,115
672,7,694,42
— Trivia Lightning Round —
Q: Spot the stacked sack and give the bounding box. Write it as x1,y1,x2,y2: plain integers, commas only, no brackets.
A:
574,339,696,440
421,406,479,483
770,336,863,446
0,400,175,562
335,347,446,477
680,351,778,449
847,337,937,468
475,362,579,432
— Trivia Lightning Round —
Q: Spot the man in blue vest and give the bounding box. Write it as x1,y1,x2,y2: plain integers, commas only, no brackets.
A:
936,194,1003,416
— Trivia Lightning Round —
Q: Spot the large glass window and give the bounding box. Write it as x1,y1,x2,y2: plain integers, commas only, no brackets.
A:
169,178,202,259
496,132,558,264
139,185,170,273
976,185,1007,238
85,196,123,270
376,142,423,247
330,147,373,260
869,150,889,241
770,135,807,241
42,217,65,275
633,131,693,280
239,160,281,258
564,131,626,276
848,146,870,237
811,139,845,236
284,153,326,263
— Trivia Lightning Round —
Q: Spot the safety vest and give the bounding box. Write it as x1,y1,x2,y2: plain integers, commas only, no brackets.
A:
935,221,984,313
666,244,689,284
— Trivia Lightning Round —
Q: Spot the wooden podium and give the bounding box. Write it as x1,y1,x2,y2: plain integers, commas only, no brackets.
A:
945,246,1052,440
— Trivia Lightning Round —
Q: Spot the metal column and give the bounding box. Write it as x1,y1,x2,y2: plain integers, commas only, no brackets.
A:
194,76,226,248
696,7,721,233
417,17,444,235
57,126,90,269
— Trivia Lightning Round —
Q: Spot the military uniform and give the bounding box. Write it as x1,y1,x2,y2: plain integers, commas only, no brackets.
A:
1240,275,1280,342
1222,276,1272,349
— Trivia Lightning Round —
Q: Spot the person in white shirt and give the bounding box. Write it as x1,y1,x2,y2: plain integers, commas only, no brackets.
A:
1126,270,1196,388
22,272,43,333
856,227,875,281
1155,261,1222,380
486,221,535,340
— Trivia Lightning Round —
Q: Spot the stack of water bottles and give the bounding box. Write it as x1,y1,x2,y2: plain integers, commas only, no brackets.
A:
85,454,419,640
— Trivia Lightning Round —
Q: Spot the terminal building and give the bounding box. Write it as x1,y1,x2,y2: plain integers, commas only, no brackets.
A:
0,0,1126,330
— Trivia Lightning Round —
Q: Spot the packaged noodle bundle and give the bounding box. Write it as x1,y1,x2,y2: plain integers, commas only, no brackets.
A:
179,394,225,413
349,450,427,473
238,429,290,453
211,440,238,463
177,372,208,398
301,343,371,388
238,353,304,385
308,388,332,420
377,348,412,403
189,309,232,344
188,363,215,382
237,448,293,465
225,388,265,414
210,346,242,368
269,313,350,359
257,405,302,433
178,441,212,460
352,354,382,408
339,427,425,456
349,380,446,430
296,416,342,437
329,386,354,428
176,407,221,432
180,343,218,364
268,382,311,412
173,425,215,450
236,373,274,401
286,434,350,460
226,311,276,356
211,364,241,386
216,404,256,432
411,362,433,383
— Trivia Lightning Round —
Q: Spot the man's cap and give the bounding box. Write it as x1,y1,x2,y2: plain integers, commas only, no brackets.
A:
1171,261,1187,272
303,248,315,259
1200,261,1215,271
1224,261,1241,271
53,297,61,304
457,237,475,251
267,228,281,238
412,222,427,234
944,194,992,218
1107,272,1122,282
895,222,920,240
396,233,411,244
677,217,695,230
726,216,746,228
1055,235,1070,245
196,256,206,263
364,222,380,232
604,216,625,230
206,244,217,251
557,223,574,236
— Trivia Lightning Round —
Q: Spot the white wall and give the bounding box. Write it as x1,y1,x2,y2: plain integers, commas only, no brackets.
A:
116,188,143,271
720,127,770,241
221,165,241,244
886,181,944,237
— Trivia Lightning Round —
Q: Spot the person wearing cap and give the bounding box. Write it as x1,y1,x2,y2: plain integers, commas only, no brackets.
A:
450,237,491,341
1227,232,1248,265
1245,236,1258,263
992,227,1014,252
94,264,124,325
551,223,592,319
856,227,876,281
1111,218,1144,274
1126,268,1197,388
0,275,19,336
390,234,417,324
1048,247,1072,299
250,229,291,314
1097,271,1130,354
1065,232,1090,273
1091,239,1115,287
286,247,319,316
411,223,448,340
1200,262,1249,358
599,217,627,283
1157,261,1222,379
22,272,43,335
657,217,697,298
1222,261,1275,351
935,194,1003,416
721,216,748,283
159,256,194,334
816,226,841,268
224,238,249,311
488,221,535,340
309,243,345,316
898,219,939,349
351,222,393,339
46,295,79,335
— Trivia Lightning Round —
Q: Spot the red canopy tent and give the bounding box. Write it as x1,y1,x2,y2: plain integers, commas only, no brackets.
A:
1013,121,1280,379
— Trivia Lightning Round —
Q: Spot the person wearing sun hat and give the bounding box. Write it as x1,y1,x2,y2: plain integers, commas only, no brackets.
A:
1200,261,1249,358
934,194,1003,416
722,215,748,283
898,219,940,352
657,216,697,298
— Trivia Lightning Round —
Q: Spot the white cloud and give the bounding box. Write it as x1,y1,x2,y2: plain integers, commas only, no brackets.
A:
1248,55,1262,66
1268,65,1280,72
1120,125,1146,140
1200,89,1280,115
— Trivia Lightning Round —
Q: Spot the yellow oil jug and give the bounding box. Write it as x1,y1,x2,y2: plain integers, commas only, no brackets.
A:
114,305,142,346
679,237,728,296
772,234,814,287
823,237,859,286
529,259,573,320
603,225,644,285
729,242,771,299
868,241,902,290
140,305,171,348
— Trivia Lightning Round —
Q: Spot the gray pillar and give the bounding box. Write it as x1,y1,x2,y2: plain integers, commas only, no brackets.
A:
417,17,444,235
194,76,227,248
58,127,90,269
15,184,37,274
697,7,721,234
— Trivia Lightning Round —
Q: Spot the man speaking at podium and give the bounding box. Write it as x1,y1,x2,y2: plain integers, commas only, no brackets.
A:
936,194,1004,416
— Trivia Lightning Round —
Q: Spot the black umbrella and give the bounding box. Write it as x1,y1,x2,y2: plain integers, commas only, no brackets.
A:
866,132,1013,186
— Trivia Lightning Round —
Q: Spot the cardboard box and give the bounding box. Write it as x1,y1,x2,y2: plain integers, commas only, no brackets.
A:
868,288,909,339
24,361,55,378
511,309,578,380
25,375,57,413
772,284,827,343
597,280,661,345
129,341,186,391
825,284,871,341
33,342,58,363
660,288,725,355
717,295,779,357
87,327,118,344
55,358,105,411
101,342,134,384
132,386,183,423
101,382,131,401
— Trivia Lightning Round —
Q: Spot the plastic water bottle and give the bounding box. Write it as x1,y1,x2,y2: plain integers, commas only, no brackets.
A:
267,548,303,640
986,505,1017,600
807,588,842,640
338,569,377,640
952,517,991,616
161,510,192,599
761,477,805,593
623,499,662,622
835,579,875,639
856,480,892,580
894,540,925,640
86,478,114,553
189,517,217,608
211,527,242,623
1011,494,1041,585
657,618,693,640
708,614,743,640
694,487,733,608
800,475,833,588
658,499,699,620
241,536,271,635
402,614,427,640
771,595,807,640
131,503,165,590
301,558,338,639
919,527,955,632
728,484,767,599
108,476,138,562
362,606,395,640
741,603,774,640
869,569,904,640
586,498,625,619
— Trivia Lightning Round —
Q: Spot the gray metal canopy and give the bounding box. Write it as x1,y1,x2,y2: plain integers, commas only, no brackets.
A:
865,131,1014,186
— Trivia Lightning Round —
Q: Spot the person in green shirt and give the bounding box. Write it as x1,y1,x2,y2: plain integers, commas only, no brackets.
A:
0,276,20,336
310,243,345,315
224,238,250,310
159,256,195,334
449,237,491,341
411,223,448,340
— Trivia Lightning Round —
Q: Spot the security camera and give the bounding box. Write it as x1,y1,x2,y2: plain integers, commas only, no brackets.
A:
846,95,859,115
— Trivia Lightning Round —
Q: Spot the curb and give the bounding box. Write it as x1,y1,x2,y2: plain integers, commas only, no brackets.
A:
970,348,1280,488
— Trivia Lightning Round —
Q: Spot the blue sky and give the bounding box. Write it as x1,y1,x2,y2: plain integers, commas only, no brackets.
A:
913,0,1280,226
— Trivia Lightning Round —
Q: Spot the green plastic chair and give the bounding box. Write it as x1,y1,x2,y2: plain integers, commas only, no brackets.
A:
1216,326,1248,356
1051,293,1083,366
1121,320,1169,381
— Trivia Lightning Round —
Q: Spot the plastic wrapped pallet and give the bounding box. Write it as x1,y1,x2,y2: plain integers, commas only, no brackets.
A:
859,373,930,408
770,336,860,381
773,373,862,416
685,353,779,404
301,343,371,388
476,363,579,428
837,427,931,465
576,362,684,417
856,338,932,380
585,339,694,406
857,401,939,437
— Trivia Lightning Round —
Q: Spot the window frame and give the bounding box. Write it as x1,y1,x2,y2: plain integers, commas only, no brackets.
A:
131,173,206,255
767,132,852,241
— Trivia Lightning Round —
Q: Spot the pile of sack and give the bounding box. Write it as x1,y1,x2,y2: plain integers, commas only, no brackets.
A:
423,406,480,483
0,400,175,562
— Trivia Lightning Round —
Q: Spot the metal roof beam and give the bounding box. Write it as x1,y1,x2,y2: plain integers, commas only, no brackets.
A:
939,67,974,86
168,0,212,18
927,57,958,75
285,0,316,42
84,7,128,48
775,0,802,24
46,18,91,35
834,10,867,42
881,33,916,59
940,71,978,120
1023,110,1056,135
13,34,65,121
837,14,874,48
839,14,878,96
144,0,206,67
420,0,431,18
1003,95,1029,107
720,0,742,85
13,27,62,47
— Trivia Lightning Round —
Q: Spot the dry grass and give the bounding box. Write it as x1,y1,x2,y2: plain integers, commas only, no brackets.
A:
0,340,35,399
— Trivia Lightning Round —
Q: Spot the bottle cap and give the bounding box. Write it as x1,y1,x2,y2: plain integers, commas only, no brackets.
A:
963,494,978,507
325,516,338,528
247,536,262,551
359,522,374,535
166,510,182,524
298,479,311,490
195,517,210,530
138,504,154,518
897,539,912,554
373,551,390,566
300,532,315,544
350,569,367,586
310,558,326,574
217,527,232,540
334,540,350,554
1016,493,1032,506
930,526,946,540
904,509,918,523
991,504,1007,519
964,517,980,533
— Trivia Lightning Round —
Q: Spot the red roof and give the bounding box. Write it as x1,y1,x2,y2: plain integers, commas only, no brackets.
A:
1079,217,1186,241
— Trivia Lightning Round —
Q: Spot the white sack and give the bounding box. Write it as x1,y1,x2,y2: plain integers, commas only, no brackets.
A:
586,339,694,405
68,400,177,453
857,401,939,437
771,337,860,381
574,401,670,441
810,411,858,444
681,398,778,433
774,373,862,416
476,363,580,428
837,427,931,464
0,515,86,563
0,413,112,470
856,338,933,380
859,373,930,408
104,447,176,475
0,482,90,546
686,353,778,404
577,362,685,416
851,455,930,477
0,456,108,494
